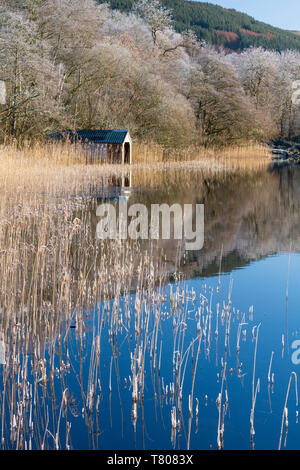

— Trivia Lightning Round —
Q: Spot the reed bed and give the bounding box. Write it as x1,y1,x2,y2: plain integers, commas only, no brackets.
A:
133,141,272,168
215,144,272,170
0,142,295,450
1,140,271,171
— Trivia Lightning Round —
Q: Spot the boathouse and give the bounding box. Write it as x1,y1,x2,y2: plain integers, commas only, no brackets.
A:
50,129,132,164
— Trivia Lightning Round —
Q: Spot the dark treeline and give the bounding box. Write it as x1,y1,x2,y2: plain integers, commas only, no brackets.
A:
0,0,300,147
108,0,300,52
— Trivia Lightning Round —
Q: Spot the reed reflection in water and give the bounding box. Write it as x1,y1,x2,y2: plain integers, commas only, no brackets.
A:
1,160,300,449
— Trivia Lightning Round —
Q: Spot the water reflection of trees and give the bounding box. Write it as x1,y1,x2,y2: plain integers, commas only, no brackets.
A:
129,166,300,278
77,166,300,282
190,166,300,277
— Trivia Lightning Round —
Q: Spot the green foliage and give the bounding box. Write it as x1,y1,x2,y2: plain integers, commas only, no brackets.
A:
104,0,300,52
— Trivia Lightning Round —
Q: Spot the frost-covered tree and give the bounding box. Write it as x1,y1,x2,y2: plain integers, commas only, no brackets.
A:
133,0,173,45
1,0,300,146
0,5,62,138
186,54,274,144
230,48,300,138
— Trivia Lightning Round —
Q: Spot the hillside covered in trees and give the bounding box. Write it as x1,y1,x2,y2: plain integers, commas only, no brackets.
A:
106,0,300,52
1,0,300,147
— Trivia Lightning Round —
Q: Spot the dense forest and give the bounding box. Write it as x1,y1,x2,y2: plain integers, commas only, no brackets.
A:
0,0,300,147
106,0,300,52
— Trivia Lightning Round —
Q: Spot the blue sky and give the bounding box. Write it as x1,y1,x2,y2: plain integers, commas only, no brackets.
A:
194,1,300,30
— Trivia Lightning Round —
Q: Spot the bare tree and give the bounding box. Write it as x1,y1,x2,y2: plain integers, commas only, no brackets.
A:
133,0,173,45
0,5,61,138
230,48,300,138
187,54,275,144
1,0,298,146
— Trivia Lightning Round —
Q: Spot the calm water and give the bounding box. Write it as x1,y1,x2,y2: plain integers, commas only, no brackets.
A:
4,164,300,450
